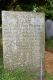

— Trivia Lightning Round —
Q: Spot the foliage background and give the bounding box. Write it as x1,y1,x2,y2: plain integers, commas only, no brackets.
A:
0,0,53,26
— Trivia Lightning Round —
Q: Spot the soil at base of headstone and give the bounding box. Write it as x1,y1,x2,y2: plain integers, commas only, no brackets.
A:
45,51,53,75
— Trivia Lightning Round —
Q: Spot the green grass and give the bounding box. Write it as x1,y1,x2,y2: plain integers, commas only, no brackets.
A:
0,57,53,80
0,57,36,80
0,62,36,80
45,71,53,80
1,69,35,80
45,38,53,51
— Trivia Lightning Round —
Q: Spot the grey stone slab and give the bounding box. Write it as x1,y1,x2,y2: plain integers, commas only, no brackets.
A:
2,11,45,80
46,19,53,38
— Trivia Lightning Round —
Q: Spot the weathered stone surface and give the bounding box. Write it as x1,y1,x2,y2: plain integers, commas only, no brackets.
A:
2,11,45,79
45,19,53,38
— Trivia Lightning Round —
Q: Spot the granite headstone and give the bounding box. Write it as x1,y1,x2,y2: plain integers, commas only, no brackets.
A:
2,11,45,80
45,19,53,38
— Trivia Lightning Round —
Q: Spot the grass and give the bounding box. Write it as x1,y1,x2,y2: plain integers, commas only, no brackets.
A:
45,37,53,51
0,57,53,80
1,68,35,80
45,71,53,80
0,57,37,80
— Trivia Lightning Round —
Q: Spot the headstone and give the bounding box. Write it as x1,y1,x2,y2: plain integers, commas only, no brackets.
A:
2,11,45,80
45,19,53,38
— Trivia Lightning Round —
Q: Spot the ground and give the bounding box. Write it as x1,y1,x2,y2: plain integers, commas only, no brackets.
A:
45,51,53,75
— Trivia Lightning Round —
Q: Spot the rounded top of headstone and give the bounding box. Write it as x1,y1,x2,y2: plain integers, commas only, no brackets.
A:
46,19,53,27
46,19,52,23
